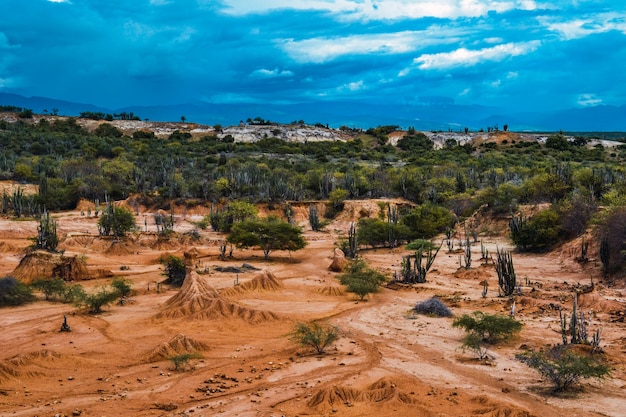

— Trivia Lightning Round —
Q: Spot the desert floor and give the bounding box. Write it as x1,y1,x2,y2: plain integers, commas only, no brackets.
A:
0,202,625,417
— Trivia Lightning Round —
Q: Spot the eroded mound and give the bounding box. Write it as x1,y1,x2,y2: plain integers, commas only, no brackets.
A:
220,270,283,297
156,270,279,323
470,395,537,417
105,239,140,256
0,241,19,252
578,292,624,314
307,377,418,410
0,350,61,382
12,251,90,283
144,334,209,362
316,286,346,297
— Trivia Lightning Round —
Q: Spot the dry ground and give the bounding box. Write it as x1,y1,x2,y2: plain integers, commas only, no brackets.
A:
0,202,625,417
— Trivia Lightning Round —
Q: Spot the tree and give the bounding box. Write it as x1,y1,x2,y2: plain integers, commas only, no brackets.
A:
180,115,186,123
111,277,133,298
161,255,187,287
400,204,455,240
208,201,258,232
288,322,340,354
516,346,611,392
338,259,387,300
98,204,136,237
31,278,66,300
0,276,35,306
452,311,522,344
81,286,119,313
227,215,306,260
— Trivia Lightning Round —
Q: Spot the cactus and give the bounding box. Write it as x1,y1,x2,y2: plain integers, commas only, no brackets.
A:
600,236,610,276
344,222,358,259
309,204,321,231
463,235,472,269
387,202,399,248
494,247,516,297
400,243,440,284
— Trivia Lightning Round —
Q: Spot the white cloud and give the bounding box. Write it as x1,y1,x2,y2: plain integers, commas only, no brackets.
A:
541,12,626,40
414,41,540,70
280,29,460,64
47,0,70,3
577,93,602,107
221,0,542,20
250,68,294,78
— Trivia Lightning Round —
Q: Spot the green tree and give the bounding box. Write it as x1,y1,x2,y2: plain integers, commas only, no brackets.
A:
161,254,187,287
400,204,455,239
81,286,120,313
510,209,560,252
227,215,306,260
452,311,522,344
338,259,387,300
0,276,35,306
111,277,133,298
208,201,258,232
31,278,66,300
288,322,340,354
516,346,611,392
98,205,136,237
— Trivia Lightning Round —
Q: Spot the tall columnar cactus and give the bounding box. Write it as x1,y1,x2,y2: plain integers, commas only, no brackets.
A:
309,204,321,231
345,222,358,259
387,202,399,249
32,208,58,252
400,243,440,284
600,236,610,276
494,247,516,297
463,235,472,269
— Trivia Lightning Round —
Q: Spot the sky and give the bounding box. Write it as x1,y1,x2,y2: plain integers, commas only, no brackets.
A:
1,0,625,124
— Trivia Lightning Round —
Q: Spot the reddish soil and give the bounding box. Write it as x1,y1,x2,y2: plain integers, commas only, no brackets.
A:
0,201,625,417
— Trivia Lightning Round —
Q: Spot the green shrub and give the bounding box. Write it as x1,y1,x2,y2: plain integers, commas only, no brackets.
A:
516,346,611,392
111,277,133,298
0,276,35,306
338,259,387,300
510,209,560,252
81,286,119,313
452,311,522,344
288,322,340,354
31,278,66,300
169,352,202,371
400,204,455,240
161,255,187,287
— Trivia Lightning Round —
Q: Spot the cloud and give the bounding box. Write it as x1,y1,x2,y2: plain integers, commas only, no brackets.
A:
250,68,294,78
577,93,602,107
280,29,461,63
414,41,541,69
220,0,545,20
541,12,626,40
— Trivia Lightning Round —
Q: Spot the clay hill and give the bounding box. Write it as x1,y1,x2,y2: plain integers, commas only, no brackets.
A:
0,200,625,417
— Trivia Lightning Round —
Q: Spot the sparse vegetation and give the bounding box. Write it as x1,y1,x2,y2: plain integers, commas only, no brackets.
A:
338,259,387,300
0,276,35,306
168,352,202,371
161,255,187,287
516,346,611,392
227,215,306,260
288,322,340,354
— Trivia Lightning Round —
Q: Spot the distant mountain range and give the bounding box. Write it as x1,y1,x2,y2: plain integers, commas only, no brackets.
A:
1,92,625,132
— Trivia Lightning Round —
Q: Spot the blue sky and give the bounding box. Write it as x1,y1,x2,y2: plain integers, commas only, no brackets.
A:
1,1,625,124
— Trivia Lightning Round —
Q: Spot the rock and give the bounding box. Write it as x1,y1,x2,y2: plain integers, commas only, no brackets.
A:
328,248,346,272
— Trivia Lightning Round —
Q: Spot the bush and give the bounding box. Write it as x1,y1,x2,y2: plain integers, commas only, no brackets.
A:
510,209,560,252
400,204,455,240
452,311,522,344
31,278,66,300
338,259,387,300
288,322,340,354
161,255,187,287
169,352,202,372
413,296,453,317
97,205,136,237
0,276,35,306
111,277,133,298
516,346,611,392
81,286,119,313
